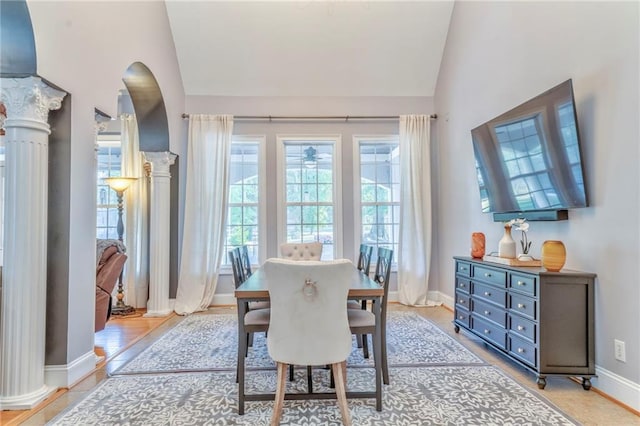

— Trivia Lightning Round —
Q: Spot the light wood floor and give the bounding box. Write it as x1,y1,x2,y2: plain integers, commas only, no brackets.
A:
2,305,639,425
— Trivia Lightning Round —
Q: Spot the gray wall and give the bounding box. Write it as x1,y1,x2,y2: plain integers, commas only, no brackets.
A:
434,1,639,404
185,96,434,295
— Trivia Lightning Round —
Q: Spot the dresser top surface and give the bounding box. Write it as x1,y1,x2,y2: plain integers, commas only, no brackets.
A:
454,256,597,278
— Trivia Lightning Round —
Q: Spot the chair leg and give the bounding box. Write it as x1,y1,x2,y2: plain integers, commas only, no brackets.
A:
332,361,351,426
307,365,313,393
289,364,294,381
362,333,370,359
271,362,287,426
248,332,254,347
356,334,363,348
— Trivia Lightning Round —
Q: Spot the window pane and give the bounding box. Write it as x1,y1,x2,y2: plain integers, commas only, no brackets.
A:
287,184,301,202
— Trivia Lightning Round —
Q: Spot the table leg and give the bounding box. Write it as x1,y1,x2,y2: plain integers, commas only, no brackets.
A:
237,300,247,415
372,297,383,411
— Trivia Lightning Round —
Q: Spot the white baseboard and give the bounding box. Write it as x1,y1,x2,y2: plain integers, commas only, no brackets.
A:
45,349,96,389
592,365,640,411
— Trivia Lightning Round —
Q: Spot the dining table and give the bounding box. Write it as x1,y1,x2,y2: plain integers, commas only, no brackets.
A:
234,263,385,415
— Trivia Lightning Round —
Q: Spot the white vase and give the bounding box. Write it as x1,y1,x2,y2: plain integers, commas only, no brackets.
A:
498,225,516,258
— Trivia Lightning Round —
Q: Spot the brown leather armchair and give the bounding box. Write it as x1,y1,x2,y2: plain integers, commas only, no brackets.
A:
95,244,127,332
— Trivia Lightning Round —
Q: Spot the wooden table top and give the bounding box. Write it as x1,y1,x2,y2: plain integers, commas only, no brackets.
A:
235,266,383,299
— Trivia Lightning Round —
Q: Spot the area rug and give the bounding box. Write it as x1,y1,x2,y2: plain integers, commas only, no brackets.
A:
115,311,484,375
48,366,578,425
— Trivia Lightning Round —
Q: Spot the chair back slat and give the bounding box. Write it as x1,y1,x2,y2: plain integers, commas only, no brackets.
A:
228,247,244,288
357,244,373,275
374,247,394,318
240,245,253,279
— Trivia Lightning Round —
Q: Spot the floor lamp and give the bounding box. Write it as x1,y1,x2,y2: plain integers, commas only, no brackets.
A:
104,176,138,316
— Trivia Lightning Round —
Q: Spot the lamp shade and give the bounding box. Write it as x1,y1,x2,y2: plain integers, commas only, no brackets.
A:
104,177,138,192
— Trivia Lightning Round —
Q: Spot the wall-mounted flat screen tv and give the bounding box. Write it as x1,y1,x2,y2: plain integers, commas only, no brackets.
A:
471,79,588,221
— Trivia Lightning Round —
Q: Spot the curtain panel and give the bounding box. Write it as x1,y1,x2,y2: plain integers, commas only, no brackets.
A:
174,115,233,314
398,115,439,306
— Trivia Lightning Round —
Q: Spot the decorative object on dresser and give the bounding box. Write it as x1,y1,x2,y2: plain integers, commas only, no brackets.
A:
453,256,596,390
541,240,566,272
498,223,516,258
471,232,485,259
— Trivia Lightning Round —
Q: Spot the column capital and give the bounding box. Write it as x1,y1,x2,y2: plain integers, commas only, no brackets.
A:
0,77,66,125
143,151,177,178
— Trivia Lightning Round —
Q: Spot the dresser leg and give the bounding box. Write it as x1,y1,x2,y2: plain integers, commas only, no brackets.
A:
582,377,592,390
536,376,547,389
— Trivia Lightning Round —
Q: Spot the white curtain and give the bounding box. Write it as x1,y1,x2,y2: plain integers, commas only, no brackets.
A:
121,114,149,308
398,115,439,306
174,115,233,314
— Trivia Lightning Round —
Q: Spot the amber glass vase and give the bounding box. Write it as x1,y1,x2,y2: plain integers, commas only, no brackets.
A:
471,232,485,258
541,240,566,272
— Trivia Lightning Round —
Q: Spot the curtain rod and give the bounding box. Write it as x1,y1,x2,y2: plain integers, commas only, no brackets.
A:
180,113,437,121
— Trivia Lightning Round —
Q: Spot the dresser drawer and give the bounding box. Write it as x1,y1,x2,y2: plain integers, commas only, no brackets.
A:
456,261,472,277
455,292,470,309
473,265,507,287
472,316,507,349
509,273,537,296
456,277,471,294
455,306,470,328
472,282,506,306
472,298,507,328
508,313,536,343
509,334,537,368
509,293,536,320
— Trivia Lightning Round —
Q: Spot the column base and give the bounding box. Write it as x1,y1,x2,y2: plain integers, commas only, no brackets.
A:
0,385,57,411
111,305,136,316
143,309,172,317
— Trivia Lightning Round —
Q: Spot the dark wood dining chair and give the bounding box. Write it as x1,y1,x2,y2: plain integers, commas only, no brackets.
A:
230,247,269,359
349,243,374,348
264,258,354,426
347,247,393,385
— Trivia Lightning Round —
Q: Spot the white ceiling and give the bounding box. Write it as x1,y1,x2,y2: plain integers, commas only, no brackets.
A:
165,1,454,97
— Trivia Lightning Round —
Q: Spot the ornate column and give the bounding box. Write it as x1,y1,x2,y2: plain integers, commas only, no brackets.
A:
142,151,176,317
0,77,66,409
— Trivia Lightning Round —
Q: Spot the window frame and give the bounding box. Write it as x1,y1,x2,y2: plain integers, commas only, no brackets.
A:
276,134,343,260
222,135,266,272
353,135,400,271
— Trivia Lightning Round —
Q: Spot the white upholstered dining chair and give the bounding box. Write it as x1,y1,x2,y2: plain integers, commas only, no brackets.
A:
263,258,354,426
279,242,323,260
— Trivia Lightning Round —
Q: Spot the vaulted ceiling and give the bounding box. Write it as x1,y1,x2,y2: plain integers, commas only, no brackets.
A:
165,1,454,97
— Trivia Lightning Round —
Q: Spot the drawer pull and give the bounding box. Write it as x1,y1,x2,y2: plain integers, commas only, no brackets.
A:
458,299,466,304
517,303,525,309
484,310,490,315
459,283,466,288
458,315,464,320
484,329,490,334
517,280,525,286
517,347,525,353
459,266,468,271
484,273,492,277
517,325,525,331
484,291,491,296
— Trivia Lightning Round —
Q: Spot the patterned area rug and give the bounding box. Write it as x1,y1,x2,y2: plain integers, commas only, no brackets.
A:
115,311,484,374
48,366,578,425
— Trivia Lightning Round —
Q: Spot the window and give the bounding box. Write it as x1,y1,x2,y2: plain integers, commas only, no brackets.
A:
96,135,122,239
224,136,265,267
277,136,342,260
354,136,400,267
